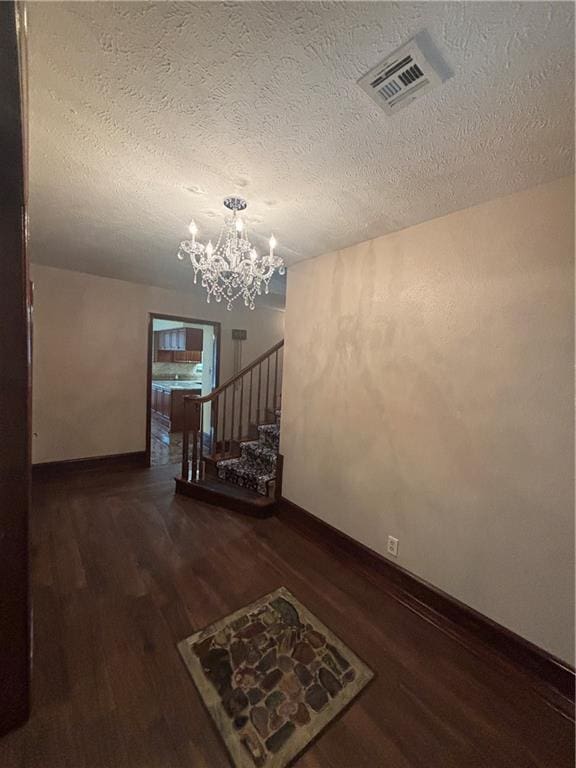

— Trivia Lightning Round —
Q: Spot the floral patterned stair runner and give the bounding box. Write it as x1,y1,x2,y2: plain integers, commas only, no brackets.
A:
217,414,280,496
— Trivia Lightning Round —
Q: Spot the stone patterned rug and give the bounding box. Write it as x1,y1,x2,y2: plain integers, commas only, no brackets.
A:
178,587,374,768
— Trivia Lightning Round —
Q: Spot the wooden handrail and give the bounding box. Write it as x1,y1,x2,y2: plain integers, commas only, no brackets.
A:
184,339,284,404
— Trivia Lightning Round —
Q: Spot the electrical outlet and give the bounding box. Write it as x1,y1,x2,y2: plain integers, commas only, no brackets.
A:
387,535,399,557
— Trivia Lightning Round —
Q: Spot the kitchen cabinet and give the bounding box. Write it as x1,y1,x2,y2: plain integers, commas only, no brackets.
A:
169,388,202,432
173,350,202,363
151,384,171,421
151,383,202,432
161,389,171,418
156,328,203,353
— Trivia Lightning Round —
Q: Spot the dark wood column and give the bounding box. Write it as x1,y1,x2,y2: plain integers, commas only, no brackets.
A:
0,1,31,736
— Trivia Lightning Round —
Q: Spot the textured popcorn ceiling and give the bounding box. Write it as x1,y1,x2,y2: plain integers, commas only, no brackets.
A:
27,2,574,304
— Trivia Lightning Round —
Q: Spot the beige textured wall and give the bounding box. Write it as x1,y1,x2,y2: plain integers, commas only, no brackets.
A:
32,265,284,463
281,176,575,663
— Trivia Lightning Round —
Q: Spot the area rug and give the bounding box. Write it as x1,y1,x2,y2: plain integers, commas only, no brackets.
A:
178,586,374,768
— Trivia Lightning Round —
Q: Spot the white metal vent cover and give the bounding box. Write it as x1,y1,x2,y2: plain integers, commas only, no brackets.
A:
358,33,452,116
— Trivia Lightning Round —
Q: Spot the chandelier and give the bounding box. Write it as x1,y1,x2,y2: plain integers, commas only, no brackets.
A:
177,196,285,310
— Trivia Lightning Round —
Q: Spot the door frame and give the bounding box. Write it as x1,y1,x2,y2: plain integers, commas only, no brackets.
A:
0,1,31,736
145,312,221,467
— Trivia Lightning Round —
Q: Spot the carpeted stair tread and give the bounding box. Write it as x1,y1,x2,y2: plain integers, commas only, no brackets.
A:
217,460,276,496
239,442,276,468
216,415,281,496
257,424,280,451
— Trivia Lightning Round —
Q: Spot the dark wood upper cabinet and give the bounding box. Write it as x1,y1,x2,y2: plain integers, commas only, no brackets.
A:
184,328,203,351
154,328,203,356
173,350,202,363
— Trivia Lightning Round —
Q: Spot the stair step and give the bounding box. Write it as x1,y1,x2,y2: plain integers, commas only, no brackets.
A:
174,476,276,518
257,424,280,452
217,458,276,496
205,451,241,464
183,414,282,502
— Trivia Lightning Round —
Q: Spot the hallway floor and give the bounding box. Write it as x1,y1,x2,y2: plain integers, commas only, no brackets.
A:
150,412,184,466
1,464,573,767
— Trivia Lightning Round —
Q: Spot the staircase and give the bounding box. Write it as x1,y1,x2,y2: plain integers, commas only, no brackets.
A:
217,411,280,495
174,340,284,516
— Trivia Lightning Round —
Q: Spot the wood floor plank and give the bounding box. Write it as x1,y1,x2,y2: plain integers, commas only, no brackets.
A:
0,464,573,767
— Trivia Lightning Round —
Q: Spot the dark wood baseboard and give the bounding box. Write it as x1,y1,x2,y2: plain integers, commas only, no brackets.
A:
32,451,147,478
278,496,575,718
175,476,276,518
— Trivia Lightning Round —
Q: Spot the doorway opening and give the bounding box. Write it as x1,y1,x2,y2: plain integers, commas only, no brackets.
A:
146,313,221,467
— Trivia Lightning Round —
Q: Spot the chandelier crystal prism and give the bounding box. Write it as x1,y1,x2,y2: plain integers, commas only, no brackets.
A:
177,196,285,310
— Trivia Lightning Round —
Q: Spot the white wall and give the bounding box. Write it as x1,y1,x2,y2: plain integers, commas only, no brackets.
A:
31,265,284,463
281,176,575,663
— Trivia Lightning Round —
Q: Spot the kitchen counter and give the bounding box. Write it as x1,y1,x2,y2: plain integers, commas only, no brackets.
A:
151,382,203,432
152,380,202,392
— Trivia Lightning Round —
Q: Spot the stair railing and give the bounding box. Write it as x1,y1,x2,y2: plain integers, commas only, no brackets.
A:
181,339,284,481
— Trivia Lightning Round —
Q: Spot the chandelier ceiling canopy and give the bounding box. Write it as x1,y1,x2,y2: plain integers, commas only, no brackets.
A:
177,197,285,310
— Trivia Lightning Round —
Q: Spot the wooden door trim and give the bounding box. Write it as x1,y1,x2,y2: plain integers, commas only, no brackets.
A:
145,313,221,467
0,1,31,736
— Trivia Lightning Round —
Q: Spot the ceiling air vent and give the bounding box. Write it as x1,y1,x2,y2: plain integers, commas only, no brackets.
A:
358,33,450,116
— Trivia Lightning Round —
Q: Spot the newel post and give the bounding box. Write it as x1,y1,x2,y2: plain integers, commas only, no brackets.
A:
190,396,202,481
182,396,190,479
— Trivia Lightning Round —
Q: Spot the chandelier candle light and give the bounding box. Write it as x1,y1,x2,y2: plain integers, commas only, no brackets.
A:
177,196,285,310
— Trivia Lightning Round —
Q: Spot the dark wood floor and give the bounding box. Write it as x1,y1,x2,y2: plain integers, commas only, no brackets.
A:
1,463,573,767
150,412,183,466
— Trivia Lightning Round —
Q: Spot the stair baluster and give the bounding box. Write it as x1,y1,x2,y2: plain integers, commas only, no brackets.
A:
231,377,236,454
182,398,189,479
239,376,244,444
222,387,227,458
257,362,262,425
198,398,204,476
249,368,254,429
264,358,270,420
273,349,279,414
211,395,216,457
